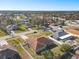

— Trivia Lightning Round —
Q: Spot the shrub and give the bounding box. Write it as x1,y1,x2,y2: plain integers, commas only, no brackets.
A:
18,24,26,31
60,44,72,52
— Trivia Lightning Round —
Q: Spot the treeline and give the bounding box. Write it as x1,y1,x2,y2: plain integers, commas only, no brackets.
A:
0,11,79,20
0,11,79,28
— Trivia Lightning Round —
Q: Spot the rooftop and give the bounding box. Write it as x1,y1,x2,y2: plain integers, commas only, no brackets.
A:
59,34,73,39
0,49,22,59
27,37,53,52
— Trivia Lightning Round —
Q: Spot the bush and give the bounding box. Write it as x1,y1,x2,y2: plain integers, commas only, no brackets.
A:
41,49,53,59
0,29,6,36
18,24,26,31
60,44,72,52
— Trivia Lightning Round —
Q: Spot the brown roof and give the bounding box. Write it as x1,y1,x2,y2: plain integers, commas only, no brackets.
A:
27,37,52,51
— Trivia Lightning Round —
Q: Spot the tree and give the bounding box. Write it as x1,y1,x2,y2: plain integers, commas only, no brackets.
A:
60,44,72,52
20,15,25,19
18,24,26,31
61,20,65,26
41,49,54,59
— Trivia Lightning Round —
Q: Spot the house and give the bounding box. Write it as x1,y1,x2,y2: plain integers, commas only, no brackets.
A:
27,37,54,54
53,30,68,39
6,24,18,34
53,30,77,42
59,34,77,40
0,49,22,59
49,25,63,32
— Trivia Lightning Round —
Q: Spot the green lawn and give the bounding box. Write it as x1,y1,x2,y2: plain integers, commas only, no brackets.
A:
15,38,24,43
7,39,16,45
14,29,28,33
0,29,6,37
16,45,24,53
7,38,24,45
40,31,52,36
7,37,25,54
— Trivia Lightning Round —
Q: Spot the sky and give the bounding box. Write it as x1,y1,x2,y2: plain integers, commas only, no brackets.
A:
0,0,79,11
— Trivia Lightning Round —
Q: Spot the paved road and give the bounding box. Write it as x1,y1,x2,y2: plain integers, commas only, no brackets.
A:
0,30,37,40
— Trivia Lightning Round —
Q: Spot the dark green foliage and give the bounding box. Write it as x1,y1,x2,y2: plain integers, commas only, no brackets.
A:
18,24,26,31
41,49,54,59
60,44,72,52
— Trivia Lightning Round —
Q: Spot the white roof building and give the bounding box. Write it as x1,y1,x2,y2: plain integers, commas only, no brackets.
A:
59,34,73,39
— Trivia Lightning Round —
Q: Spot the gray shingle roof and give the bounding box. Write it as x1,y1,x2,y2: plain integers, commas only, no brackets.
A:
0,49,22,59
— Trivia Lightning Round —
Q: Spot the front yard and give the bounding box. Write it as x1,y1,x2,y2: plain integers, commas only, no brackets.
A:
7,37,25,53
40,31,52,36
7,37,30,59
27,31,52,40
14,29,29,33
